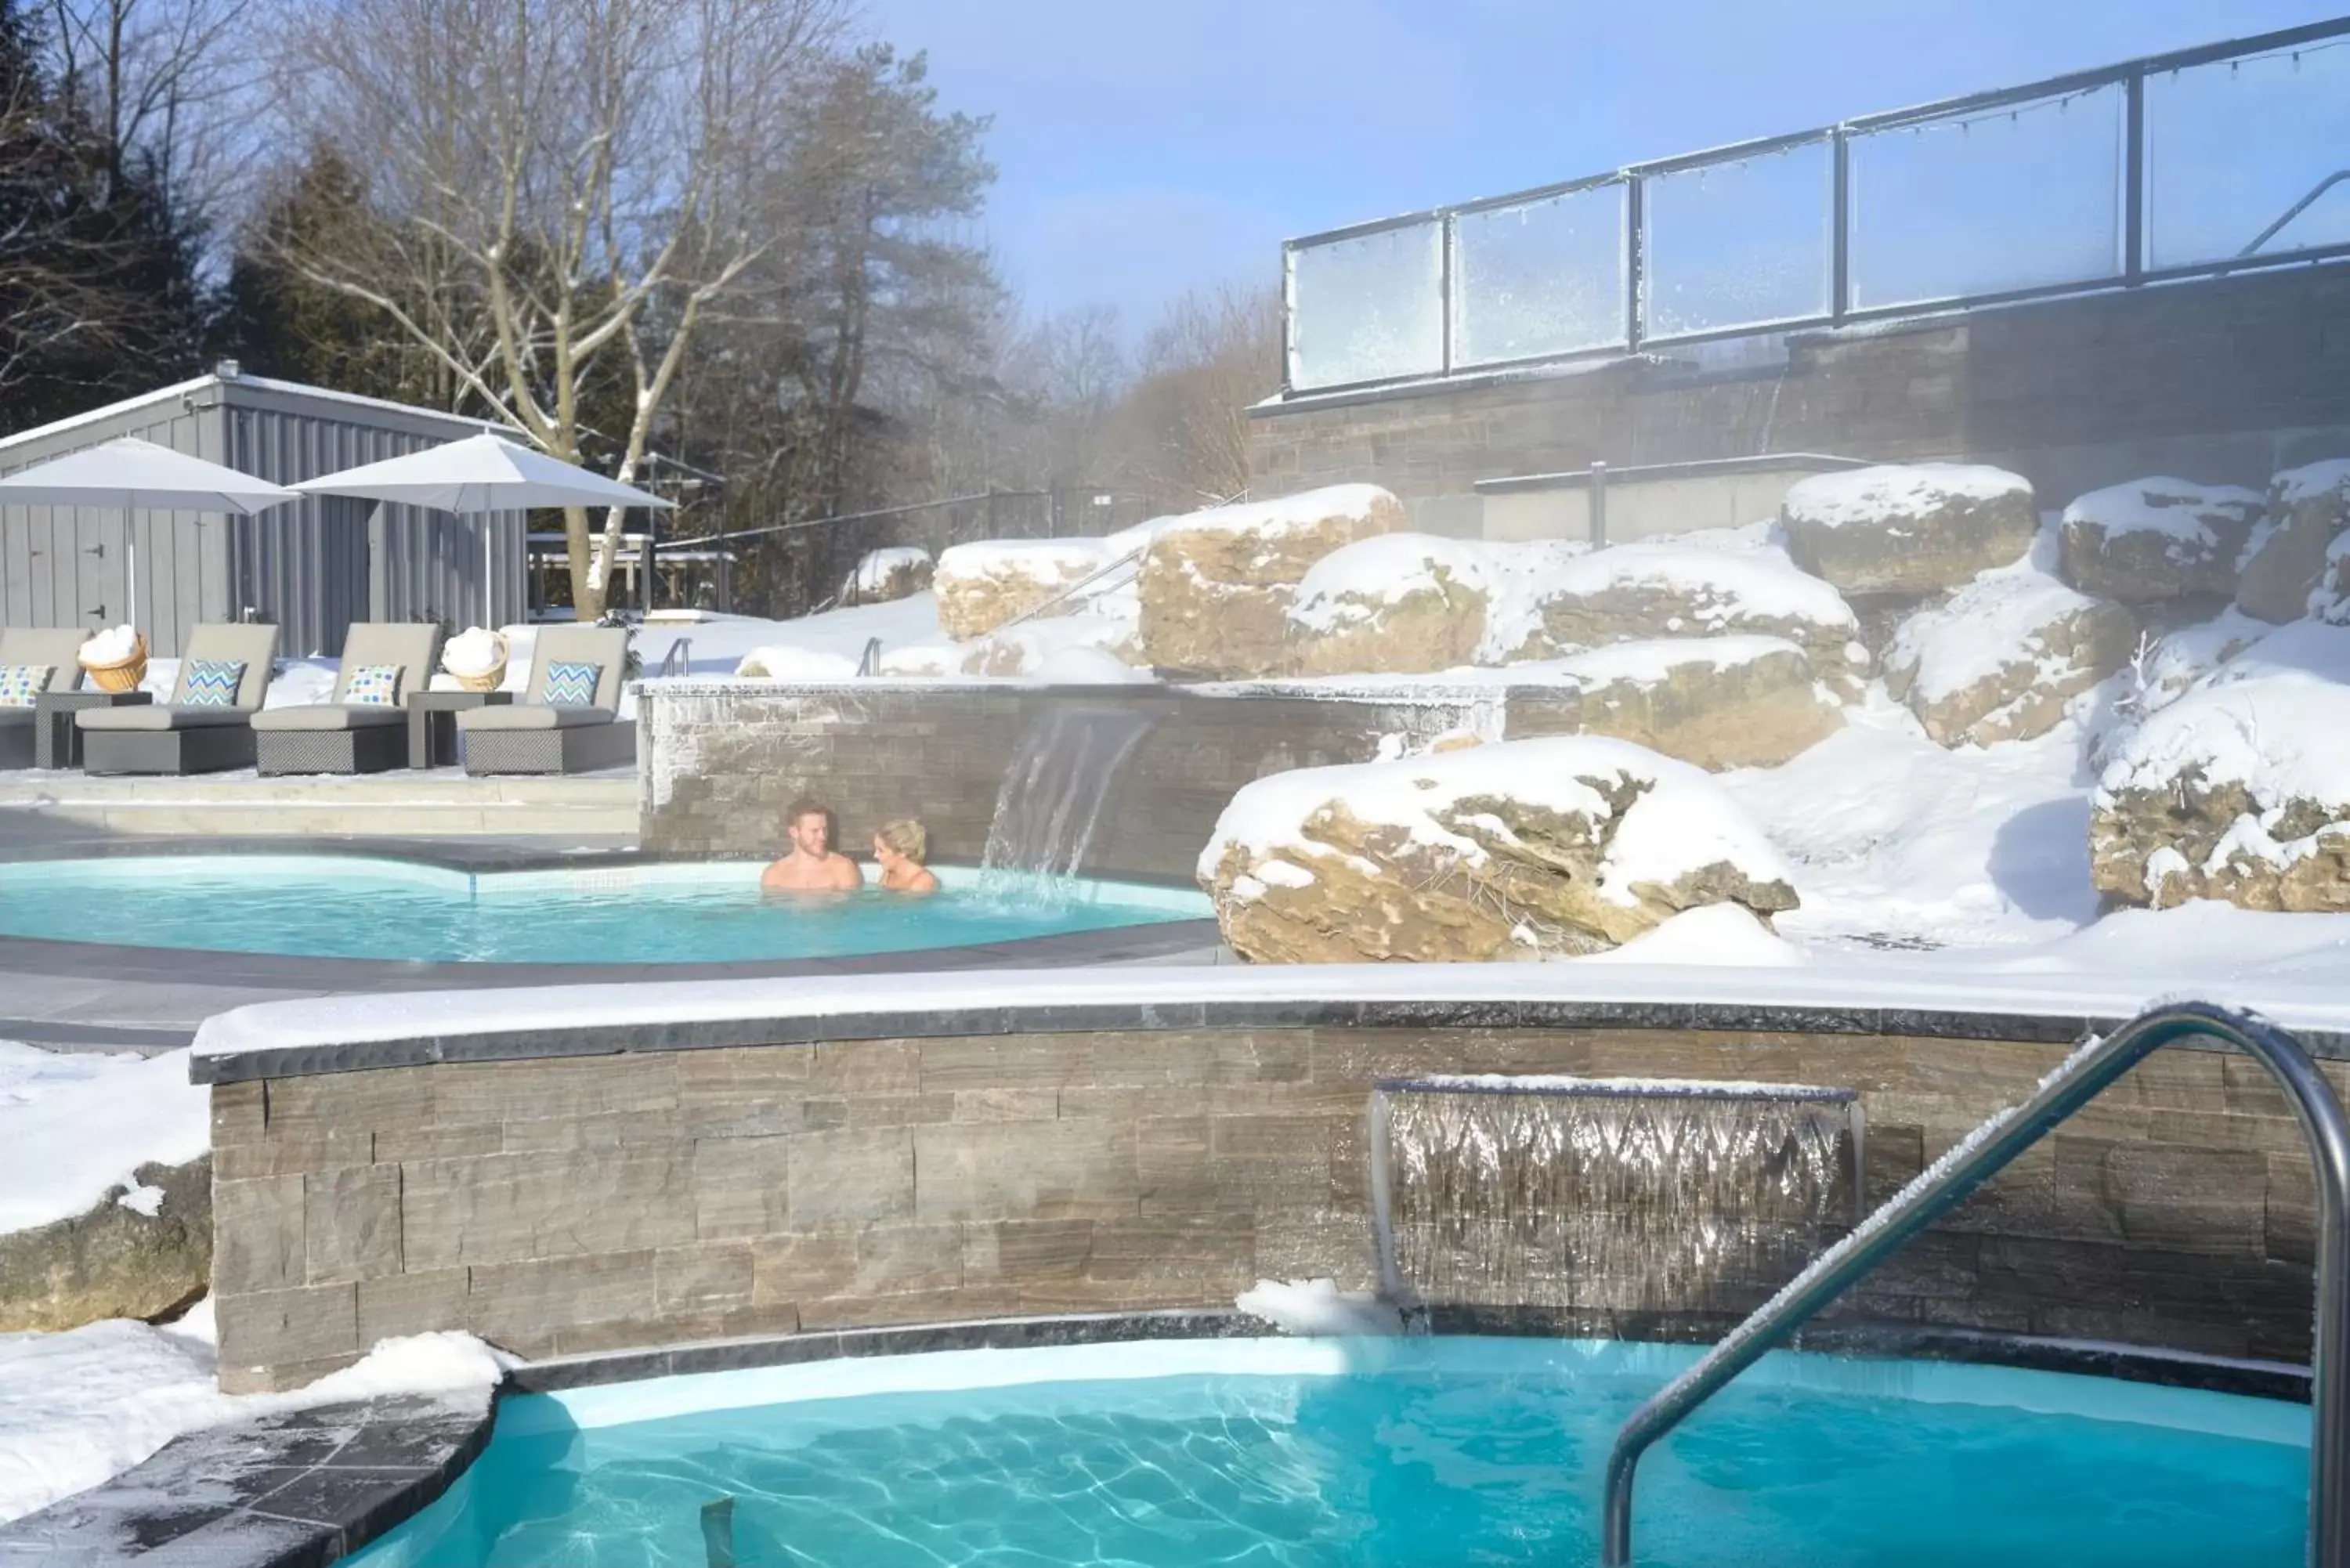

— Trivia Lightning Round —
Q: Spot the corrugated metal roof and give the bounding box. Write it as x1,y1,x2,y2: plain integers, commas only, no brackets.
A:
0,372,499,457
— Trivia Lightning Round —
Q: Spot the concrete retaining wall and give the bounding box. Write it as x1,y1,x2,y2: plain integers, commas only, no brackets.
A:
207,1018,2330,1393
1252,264,2350,537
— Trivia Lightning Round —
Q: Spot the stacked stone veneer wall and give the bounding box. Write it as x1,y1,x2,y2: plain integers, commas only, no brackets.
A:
639,683,1580,874
1253,263,2350,531
208,1021,2334,1393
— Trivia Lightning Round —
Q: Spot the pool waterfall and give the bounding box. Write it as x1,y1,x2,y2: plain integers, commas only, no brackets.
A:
1370,1076,1863,1321
979,705,1158,885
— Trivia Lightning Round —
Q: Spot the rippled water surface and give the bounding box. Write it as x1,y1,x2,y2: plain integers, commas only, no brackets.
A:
0,857,1208,963
345,1339,2309,1567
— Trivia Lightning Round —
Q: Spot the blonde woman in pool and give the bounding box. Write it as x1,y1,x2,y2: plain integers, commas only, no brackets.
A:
872,819,939,894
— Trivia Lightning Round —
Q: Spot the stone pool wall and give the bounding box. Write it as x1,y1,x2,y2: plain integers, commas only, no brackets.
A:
205,1016,2333,1393
637,681,1582,876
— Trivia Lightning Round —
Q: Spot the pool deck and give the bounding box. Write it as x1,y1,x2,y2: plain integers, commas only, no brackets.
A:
0,768,638,838
0,822,1228,1049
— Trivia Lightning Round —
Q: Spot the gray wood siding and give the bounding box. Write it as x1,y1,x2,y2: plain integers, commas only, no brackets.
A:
0,376,525,659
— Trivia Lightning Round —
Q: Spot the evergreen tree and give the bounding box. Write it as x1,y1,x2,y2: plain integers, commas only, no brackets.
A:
0,0,209,433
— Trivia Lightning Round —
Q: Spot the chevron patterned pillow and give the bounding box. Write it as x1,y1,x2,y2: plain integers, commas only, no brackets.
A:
0,663,49,707
180,658,246,707
541,659,601,707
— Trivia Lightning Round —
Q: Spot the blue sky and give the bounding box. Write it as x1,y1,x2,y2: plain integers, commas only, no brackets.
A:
860,0,2350,334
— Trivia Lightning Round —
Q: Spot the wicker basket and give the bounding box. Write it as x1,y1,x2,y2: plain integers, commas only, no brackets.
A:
79,634,148,695
443,632,509,694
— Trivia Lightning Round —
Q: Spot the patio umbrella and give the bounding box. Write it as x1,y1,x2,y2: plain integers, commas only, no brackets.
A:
0,436,298,627
294,430,671,619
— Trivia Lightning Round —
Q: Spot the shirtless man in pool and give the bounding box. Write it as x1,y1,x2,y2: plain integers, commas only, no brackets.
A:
761,797,862,892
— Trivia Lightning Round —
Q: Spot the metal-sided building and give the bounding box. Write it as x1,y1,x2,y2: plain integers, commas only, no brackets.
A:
0,365,526,656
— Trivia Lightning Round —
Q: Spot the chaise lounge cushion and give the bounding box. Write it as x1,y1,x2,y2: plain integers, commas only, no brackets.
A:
456,703,617,731
78,705,258,732
251,704,408,732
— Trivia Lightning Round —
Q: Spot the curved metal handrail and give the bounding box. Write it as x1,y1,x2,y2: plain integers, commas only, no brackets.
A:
1600,1000,2350,1568
2243,169,2350,258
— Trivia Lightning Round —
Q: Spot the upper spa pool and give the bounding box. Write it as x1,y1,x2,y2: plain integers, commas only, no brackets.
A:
0,856,1212,964
345,1335,2311,1567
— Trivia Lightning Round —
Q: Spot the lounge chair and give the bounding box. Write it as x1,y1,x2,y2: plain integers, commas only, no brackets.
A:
0,627,89,768
251,622,444,776
457,624,635,775
78,623,280,775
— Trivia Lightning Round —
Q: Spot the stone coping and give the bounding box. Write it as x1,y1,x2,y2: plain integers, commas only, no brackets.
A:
188,961,2350,1083
638,674,1567,703
0,1390,492,1568
13,1311,2304,1568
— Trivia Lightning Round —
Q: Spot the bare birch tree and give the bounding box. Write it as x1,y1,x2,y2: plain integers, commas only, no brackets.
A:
265,0,841,617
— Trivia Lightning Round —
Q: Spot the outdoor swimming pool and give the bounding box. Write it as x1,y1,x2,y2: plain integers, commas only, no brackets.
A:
345,1336,2311,1567
0,856,1213,963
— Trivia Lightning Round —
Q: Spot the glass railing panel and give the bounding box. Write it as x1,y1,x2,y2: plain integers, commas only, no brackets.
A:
1452,182,1627,367
1641,137,1832,338
1287,219,1445,391
1849,82,2126,309
2146,40,2350,269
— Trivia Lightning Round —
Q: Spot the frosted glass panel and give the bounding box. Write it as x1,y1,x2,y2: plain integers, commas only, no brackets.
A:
1288,221,1444,390
1642,139,1831,338
1452,183,1626,366
2147,43,2350,269
1850,84,2124,308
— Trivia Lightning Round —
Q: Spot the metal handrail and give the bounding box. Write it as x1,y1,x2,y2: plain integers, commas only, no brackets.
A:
653,637,692,679
988,544,1147,638
855,637,883,677
2244,170,2350,258
1600,1000,2350,1568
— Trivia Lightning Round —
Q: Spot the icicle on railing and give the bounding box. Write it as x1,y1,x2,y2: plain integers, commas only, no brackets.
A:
1369,1075,1863,1320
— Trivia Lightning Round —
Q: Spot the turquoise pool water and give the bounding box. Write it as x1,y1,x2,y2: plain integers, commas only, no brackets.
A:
0,856,1211,963
345,1336,2311,1567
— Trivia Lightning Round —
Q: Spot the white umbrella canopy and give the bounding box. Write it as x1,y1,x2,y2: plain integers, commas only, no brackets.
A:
0,436,298,627
292,431,671,514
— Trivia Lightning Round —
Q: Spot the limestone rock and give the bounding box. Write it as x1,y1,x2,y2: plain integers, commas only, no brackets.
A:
1542,637,1843,770
0,1156,211,1332
2058,478,2263,605
934,538,1114,640
960,613,1148,680
2239,458,2350,623
1884,544,2138,746
2092,623,2350,910
1198,735,1798,963
1781,464,2038,596
839,546,934,606
1496,540,1863,690
1137,484,1405,677
1286,533,1491,676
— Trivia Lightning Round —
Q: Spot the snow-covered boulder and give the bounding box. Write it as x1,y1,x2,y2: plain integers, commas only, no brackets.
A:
1137,484,1405,677
1197,735,1799,963
934,538,1113,641
1884,543,2138,746
1543,637,1843,770
840,545,934,606
960,612,1145,678
2237,458,2350,623
2058,478,2263,605
1286,533,1491,676
1497,541,1863,690
1781,464,2039,597
2092,621,2350,911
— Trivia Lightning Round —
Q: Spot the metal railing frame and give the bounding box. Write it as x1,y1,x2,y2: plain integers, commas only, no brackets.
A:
1282,16,2350,398
1598,999,2350,1568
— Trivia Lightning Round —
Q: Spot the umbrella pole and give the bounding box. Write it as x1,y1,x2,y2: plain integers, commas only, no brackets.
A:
125,504,136,630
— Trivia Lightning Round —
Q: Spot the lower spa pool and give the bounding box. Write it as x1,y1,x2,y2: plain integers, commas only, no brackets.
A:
346,1336,2312,1567
0,856,1210,963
